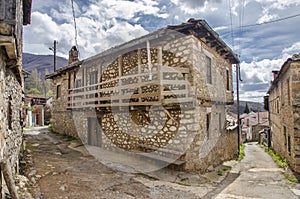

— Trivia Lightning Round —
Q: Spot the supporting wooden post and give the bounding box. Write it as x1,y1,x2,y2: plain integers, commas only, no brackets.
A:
137,49,142,102
157,46,163,102
0,159,19,199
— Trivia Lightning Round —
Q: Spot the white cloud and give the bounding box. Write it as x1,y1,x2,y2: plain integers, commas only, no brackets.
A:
24,0,300,102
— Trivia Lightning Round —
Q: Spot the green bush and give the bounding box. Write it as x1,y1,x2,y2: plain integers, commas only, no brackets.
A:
238,144,245,161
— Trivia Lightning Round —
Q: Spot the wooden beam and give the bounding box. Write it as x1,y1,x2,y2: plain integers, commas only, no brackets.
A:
0,35,14,46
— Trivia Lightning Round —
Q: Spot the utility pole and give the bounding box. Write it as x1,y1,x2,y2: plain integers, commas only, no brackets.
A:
49,40,57,72
236,63,241,155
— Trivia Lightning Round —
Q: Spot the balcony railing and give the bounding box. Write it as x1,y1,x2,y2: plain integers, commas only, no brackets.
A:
67,67,194,109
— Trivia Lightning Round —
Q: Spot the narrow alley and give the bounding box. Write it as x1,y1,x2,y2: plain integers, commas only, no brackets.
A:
22,127,300,199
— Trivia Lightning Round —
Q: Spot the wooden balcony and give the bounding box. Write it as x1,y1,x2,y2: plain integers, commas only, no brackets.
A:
67,66,195,110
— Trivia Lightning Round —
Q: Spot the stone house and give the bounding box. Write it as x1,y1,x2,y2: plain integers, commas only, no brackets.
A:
0,0,32,185
24,94,47,126
47,19,239,172
240,111,269,142
266,52,300,173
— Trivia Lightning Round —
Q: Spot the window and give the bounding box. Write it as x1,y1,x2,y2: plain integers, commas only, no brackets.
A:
287,135,291,154
8,96,12,130
56,85,61,99
284,126,287,146
206,113,211,138
226,69,230,90
68,72,71,89
287,78,291,105
281,82,284,106
75,79,82,88
89,71,98,85
206,56,212,84
219,113,222,132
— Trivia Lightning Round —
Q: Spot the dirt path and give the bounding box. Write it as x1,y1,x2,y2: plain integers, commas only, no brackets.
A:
23,127,150,199
20,128,300,199
23,127,223,199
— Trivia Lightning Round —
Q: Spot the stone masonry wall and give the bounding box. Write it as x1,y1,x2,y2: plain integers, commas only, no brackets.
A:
269,61,300,173
292,62,300,172
51,73,78,137
0,48,23,174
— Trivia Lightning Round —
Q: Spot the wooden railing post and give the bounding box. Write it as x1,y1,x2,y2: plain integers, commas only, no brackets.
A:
137,49,142,102
158,46,163,102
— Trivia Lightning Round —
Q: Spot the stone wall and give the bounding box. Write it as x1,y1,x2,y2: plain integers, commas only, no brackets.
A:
269,61,300,173
51,73,78,137
0,47,23,174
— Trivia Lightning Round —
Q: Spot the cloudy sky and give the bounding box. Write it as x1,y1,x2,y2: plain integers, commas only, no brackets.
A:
23,0,300,102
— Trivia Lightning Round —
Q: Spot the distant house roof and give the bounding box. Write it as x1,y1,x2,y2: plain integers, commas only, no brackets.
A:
46,19,239,79
268,52,300,94
241,111,269,127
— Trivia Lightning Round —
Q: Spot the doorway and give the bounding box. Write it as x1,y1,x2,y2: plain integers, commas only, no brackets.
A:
88,117,102,147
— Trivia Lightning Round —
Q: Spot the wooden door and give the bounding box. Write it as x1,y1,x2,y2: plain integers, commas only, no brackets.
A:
88,117,102,147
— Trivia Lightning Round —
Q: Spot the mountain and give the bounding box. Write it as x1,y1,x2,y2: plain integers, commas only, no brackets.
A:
22,53,68,77
228,100,266,114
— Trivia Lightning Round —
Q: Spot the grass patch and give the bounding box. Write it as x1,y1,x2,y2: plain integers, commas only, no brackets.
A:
238,144,245,161
48,124,53,132
263,148,288,168
217,170,223,176
262,146,298,183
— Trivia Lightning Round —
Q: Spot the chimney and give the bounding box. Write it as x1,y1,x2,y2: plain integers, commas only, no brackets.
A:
68,46,79,65
272,70,279,80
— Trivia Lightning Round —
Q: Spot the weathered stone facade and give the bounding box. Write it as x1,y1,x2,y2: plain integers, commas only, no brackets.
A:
267,53,300,173
0,49,23,172
0,0,32,185
47,19,239,173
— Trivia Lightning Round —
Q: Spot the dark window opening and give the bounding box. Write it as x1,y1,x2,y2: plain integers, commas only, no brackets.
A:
206,112,211,138
287,78,291,105
56,85,61,99
68,72,71,90
8,96,12,130
226,69,230,90
284,126,287,146
287,134,291,154
206,56,212,84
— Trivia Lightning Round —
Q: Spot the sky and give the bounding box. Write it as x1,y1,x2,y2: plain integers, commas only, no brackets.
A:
23,0,300,102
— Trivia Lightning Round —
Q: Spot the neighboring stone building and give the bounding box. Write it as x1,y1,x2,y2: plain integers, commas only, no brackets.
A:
266,52,300,173
0,0,32,184
47,19,239,172
240,111,269,142
24,94,47,126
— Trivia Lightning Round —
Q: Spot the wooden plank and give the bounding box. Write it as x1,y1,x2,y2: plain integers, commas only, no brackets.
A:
163,97,195,104
161,80,188,85
162,90,189,96
0,35,13,45
161,67,189,74
71,71,159,92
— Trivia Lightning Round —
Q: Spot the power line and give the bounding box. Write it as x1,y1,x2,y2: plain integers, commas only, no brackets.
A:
228,0,235,48
71,0,79,50
241,13,300,28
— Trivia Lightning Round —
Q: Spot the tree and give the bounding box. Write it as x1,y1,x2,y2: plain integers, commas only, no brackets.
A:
244,102,250,114
46,90,53,97
27,88,42,95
